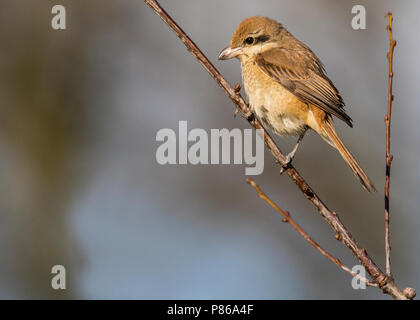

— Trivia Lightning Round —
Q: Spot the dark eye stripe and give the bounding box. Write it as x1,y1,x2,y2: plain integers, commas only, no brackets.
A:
256,35,270,43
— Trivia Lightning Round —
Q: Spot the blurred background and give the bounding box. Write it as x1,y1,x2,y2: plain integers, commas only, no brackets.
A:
0,0,418,299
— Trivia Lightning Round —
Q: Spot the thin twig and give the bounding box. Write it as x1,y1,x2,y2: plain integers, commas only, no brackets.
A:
246,179,378,287
144,0,414,299
384,12,397,278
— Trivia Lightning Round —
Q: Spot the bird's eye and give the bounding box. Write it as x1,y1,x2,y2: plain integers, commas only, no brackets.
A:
245,37,254,45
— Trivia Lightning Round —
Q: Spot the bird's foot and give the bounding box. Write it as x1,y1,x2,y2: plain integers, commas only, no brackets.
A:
234,83,241,94
279,154,293,174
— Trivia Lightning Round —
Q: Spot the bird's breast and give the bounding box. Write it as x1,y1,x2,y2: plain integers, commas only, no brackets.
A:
241,60,308,136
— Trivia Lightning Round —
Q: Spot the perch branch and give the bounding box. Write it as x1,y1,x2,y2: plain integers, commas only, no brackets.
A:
144,0,414,299
384,12,397,278
246,179,378,287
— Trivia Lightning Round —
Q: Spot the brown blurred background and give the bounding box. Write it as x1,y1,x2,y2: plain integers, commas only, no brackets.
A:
0,0,418,299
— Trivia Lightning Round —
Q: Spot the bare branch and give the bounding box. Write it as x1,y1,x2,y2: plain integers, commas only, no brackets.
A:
246,179,378,287
384,12,397,278
144,0,415,299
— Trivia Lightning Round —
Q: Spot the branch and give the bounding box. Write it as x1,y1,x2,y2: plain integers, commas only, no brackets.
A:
144,0,415,299
246,179,378,287
384,12,397,278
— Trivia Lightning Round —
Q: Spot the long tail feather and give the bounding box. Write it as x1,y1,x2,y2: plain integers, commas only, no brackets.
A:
321,119,376,193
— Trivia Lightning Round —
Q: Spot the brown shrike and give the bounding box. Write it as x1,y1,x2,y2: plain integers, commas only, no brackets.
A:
219,16,375,192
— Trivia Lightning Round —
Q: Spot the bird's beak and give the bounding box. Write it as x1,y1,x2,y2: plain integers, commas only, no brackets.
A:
218,46,242,60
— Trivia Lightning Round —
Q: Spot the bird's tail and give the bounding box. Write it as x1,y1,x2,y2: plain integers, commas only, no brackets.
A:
320,118,376,193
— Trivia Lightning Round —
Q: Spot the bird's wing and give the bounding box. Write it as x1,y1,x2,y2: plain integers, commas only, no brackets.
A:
256,47,353,127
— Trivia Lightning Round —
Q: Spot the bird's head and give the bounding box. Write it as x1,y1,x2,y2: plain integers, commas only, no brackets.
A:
219,16,284,61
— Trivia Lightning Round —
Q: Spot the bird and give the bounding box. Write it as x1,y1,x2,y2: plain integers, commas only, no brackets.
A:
219,16,376,192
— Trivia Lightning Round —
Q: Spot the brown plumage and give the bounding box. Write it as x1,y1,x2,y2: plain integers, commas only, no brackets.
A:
219,16,375,192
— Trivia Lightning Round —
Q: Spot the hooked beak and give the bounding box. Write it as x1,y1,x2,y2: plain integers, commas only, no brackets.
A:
218,46,242,60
